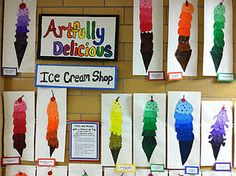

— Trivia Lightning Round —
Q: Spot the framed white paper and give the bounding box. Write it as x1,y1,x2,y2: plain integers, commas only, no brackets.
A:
133,0,163,75
69,121,99,162
203,0,233,76
2,0,36,73
38,14,118,61
3,91,35,161
167,91,201,169
6,165,36,176
101,94,132,166
69,164,102,176
37,166,67,176
167,0,198,76
136,169,168,176
35,87,67,162
201,101,232,166
35,64,117,90
133,93,166,167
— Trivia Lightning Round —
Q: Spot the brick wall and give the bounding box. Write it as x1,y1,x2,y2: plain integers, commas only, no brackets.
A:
1,0,236,174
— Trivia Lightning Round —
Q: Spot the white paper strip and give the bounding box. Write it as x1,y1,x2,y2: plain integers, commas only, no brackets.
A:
203,0,233,76
133,0,163,75
2,0,36,73
167,0,198,76
35,87,67,162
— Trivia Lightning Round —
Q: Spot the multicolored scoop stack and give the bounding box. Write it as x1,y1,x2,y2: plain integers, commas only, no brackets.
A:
210,3,226,72
109,97,122,164
46,91,59,157
142,96,158,162
174,96,194,165
15,1,30,69
175,1,194,71
140,0,153,72
13,95,27,157
209,106,229,160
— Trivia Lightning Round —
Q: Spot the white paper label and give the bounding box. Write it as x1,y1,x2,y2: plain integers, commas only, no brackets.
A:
116,164,136,173
150,164,164,172
1,157,20,165
168,72,182,80
214,163,231,171
148,71,165,80
2,67,17,76
38,159,55,166
217,73,234,82
185,166,199,175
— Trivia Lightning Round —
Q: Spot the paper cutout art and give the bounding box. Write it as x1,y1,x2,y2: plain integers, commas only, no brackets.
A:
175,1,194,71
140,0,153,72
210,2,225,72
69,164,102,176
81,170,89,176
46,90,59,157
15,0,30,69
109,97,123,164
48,170,53,176
174,95,194,165
209,106,229,160
142,96,158,162
13,95,27,157
15,171,28,176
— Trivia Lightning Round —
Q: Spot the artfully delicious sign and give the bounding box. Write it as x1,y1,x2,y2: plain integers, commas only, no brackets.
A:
35,64,117,90
38,14,118,60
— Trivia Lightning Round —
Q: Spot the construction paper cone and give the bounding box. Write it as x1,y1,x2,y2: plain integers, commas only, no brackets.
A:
50,146,56,157
142,136,157,162
140,32,153,72
14,41,28,68
110,148,121,164
179,140,194,165
16,148,23,157
211,142,221,160
175,49,192,71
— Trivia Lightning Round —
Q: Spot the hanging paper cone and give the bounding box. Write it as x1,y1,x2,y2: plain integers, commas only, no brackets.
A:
46,90,59,157
175,49,192,71
210,3,226,72
175,2,194,72
142,136,157,162
142,96,158,162
13,95,27,157
139,0,153,72
208,106,229,160
14,42,28,68
109,97,123,164
110,147,121,164
50,146,56,157
140,32,153,72
174,96,194,165
179,140,193,165
15,1,30,69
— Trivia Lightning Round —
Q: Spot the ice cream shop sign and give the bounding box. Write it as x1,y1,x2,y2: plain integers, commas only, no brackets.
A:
38,14,118,61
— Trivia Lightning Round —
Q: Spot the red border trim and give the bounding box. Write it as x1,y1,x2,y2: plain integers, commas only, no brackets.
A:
1,157,21,166
168,72,183,81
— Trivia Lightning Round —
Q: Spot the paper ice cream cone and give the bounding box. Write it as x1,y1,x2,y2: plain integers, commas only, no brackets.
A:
179,140,194,165
50,146,56,157
110,147,121,164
